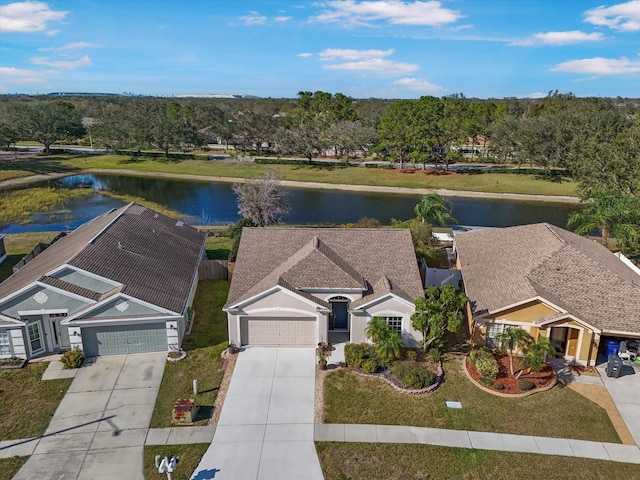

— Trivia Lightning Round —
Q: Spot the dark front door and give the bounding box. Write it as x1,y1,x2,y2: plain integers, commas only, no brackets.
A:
330,299,349,331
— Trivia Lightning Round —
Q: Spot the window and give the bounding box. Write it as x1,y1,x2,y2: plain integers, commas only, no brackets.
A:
384,316,403,334
0,331,12,357
485,323,517,349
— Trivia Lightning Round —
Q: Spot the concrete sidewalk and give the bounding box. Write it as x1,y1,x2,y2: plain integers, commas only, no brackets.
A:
314,424,640,464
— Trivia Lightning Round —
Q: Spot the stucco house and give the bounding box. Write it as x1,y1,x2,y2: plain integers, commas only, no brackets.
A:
0,203,206,360
455,223,640,366
0,233,6,265
224,227,424,347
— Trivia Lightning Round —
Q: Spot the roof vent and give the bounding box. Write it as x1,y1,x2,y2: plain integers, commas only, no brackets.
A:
313,236,320,248
176,221,184,227
117,241,123,249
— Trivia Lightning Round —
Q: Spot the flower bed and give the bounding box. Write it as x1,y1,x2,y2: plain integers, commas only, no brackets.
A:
465,352,556,396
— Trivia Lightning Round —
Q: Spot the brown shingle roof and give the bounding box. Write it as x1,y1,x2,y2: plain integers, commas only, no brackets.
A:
0,204,206,315
226,227,423,309
455,223,640,334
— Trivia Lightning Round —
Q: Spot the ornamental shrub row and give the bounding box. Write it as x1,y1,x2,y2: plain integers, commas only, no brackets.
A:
469,346,499,379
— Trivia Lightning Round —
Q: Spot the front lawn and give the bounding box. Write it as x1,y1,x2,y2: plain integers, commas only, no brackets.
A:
149,280,229,428
324,355,619,443
0,456,28,480
0,362,72,440
143,444,209,480
316,443,640,480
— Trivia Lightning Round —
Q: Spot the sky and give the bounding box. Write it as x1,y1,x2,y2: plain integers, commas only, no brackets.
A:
0,0,639,99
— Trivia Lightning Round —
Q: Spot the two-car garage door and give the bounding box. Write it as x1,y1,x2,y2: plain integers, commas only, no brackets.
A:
240,317,316,346
82,323,168,356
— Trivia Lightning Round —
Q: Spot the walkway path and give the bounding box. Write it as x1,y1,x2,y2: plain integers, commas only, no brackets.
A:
315,424,640,463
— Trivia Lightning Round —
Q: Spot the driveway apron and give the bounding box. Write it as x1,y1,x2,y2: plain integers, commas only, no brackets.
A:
13,352,166,480
191,347,324,480
596,363,640,445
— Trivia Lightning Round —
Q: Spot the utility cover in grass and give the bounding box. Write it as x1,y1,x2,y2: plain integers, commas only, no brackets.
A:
445,401,462,409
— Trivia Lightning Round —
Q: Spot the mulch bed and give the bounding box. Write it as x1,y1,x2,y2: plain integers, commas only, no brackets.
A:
466,353,556,394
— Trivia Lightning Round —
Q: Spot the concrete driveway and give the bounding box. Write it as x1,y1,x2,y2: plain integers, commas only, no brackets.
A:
190,347,324,480
13,352,166,480
597,362,640,445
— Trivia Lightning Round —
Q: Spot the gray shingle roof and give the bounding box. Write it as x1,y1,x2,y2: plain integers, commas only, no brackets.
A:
455,223,640,334
0,204,206,314
226,227,423,309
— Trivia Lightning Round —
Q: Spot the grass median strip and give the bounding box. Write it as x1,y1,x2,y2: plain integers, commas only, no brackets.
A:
323,355,620,443
316,443,640,480
143,443,209,480
0,456,29,480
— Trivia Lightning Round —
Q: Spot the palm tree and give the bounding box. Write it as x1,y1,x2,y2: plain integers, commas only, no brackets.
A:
365,317,390,344
375,331,403,364
496,327,532,376
522,337,555,374
414,194,457,226
567,190,640,249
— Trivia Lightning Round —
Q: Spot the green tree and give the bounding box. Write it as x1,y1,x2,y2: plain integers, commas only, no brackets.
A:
411,285,469,352
414,194,457,226
365,316,390,344
496,327,532,376
522,336,555,374
567,189,640,250
13,101,85,154
365,317,402,364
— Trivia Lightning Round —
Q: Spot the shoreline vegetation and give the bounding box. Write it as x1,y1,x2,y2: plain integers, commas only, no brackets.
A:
0,154,581,204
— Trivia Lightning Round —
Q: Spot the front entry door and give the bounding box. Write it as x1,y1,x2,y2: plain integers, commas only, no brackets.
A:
567,329,579,357
27,322,44,356
330,299,349,331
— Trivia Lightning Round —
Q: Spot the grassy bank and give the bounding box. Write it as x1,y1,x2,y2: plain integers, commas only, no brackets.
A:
98,191,184,219
3,154,580,197
316,443,640,480
0,187,94,223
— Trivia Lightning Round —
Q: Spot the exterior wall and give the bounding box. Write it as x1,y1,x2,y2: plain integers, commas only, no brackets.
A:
361,297,420,347
166,320,179,351
227,313,240,346
246,289,317,312
311,291,364,302
491,301,557,323
543,318,597,365
350,314,368,343
0,285,92,319
0,234,6,265
69,326,82,351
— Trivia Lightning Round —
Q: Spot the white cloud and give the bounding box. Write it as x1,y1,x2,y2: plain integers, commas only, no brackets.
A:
523,92,547,99
39,42,98,52
318,48,394,61
311,0,462,27
512,31,604,46
30,54,92,69
274,16,292,22
324,57,419,75
0,66,46,84
392,77,445,92
551,56,640,74
0,1,67,33
240,11,267,25
298,52,313,58
584,0,640,31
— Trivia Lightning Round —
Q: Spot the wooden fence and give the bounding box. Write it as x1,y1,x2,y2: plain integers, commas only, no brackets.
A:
198,260,229,280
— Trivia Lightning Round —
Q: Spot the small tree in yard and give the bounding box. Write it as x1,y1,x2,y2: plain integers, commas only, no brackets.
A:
232,170,291,227
365,317,402,364
496,327,532,376
522,336,555,374
411,285,469,353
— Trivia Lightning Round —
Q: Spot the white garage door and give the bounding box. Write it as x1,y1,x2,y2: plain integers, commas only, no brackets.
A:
241,317,316,346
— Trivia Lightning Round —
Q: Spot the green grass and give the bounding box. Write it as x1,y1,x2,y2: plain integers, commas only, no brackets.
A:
0,231,62,282
0,362,72,440
98,191,184,219
149,280,230,428
0,456,29,480
4,154,580,197
143,444,209,480
0,170,33,182
0,187,94,223
323,355,620,443
316,443,640,480
204,235,232,260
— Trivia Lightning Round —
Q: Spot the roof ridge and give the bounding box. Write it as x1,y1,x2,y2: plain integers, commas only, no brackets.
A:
315,239,365,288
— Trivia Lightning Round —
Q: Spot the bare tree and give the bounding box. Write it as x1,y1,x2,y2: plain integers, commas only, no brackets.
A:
232,170,291,226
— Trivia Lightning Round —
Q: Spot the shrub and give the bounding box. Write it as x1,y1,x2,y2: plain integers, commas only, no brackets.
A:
479,377,493,387
493,383,505,391
60,347,84,369
344,343,375,369
405,349,418,362
362,358,379,374
474,354,499,379
427,348,441,363
517,379,536,391
469,346,493,365
391,361,436,389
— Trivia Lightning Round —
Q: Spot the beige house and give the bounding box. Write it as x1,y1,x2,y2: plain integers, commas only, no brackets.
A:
455,223,640,366
224,228,424,347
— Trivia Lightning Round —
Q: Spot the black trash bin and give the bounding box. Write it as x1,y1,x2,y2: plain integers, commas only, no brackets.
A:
606,355,623,378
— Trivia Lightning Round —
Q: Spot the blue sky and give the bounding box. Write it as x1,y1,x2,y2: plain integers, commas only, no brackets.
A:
1,0,639,98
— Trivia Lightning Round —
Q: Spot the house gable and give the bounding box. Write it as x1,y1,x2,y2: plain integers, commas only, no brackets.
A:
67,295,173,322
0,284,94,320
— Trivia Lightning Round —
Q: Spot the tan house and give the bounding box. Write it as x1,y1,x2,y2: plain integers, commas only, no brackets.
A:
224,228,424,347
455,223,640,366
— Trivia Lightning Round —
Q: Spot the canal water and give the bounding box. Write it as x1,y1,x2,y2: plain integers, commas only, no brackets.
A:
3,174,579,233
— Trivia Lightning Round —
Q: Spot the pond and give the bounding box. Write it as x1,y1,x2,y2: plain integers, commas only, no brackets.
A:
2,174,580,233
